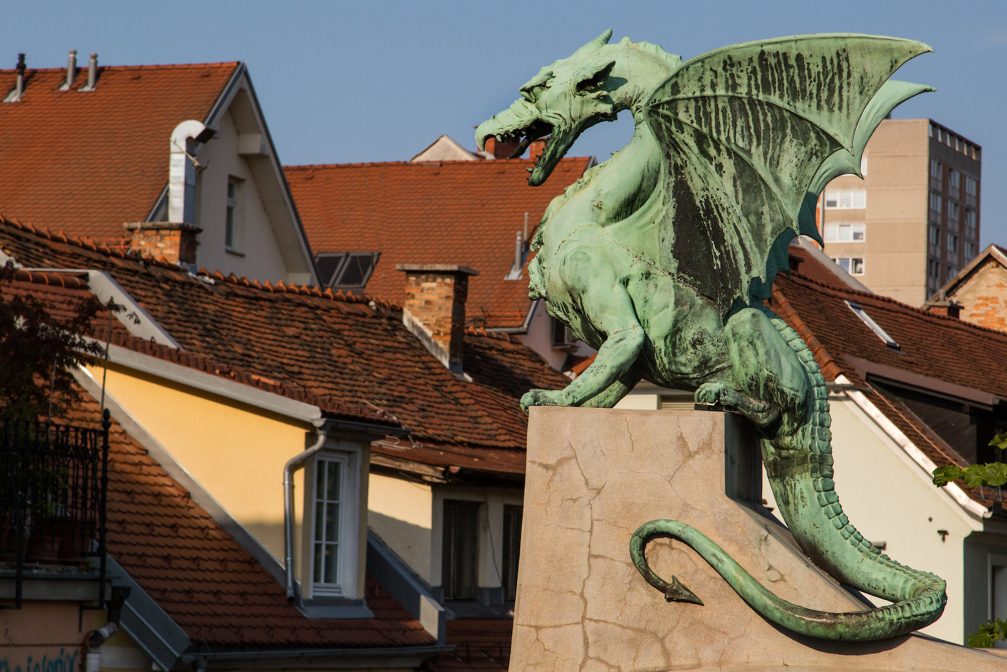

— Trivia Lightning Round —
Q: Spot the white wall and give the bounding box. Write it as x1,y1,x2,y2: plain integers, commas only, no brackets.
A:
516,303,594,371
368,473,435,583
193,107,292,282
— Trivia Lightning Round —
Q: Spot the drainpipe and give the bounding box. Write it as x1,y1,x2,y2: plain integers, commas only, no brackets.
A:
84,622,117,672
284,422,328,601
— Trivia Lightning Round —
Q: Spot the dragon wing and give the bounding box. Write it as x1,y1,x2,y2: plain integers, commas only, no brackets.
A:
644,34,931,319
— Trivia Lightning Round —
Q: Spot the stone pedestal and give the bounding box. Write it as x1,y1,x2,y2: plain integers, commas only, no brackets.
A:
511,408,1004,671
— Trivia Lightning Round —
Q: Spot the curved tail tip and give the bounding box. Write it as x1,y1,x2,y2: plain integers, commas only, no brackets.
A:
665,576,704,605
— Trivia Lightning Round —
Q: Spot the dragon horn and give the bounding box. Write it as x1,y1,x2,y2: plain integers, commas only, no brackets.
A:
577,29,613,53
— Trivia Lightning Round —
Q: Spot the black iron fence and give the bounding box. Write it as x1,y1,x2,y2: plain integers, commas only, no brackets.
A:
0,410,109,607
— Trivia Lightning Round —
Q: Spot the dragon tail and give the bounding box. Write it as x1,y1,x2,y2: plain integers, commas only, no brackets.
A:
630,310,946,641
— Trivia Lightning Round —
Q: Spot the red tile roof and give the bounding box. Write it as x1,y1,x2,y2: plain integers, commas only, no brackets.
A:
57,384,434,649
0,62,237,241
0,217,569,474
424,620,512,672
775,247,1007,508
284,158,592,329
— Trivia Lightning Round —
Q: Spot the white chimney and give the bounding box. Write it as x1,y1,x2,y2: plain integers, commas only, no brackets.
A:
168,120,212,225
60,50,77,91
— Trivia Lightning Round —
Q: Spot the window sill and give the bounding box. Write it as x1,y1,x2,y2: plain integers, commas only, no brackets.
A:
298,597,373,619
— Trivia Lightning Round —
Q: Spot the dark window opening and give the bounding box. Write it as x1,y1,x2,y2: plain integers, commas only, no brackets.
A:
871,379,1007,465
442,499,480,600
315,252,378,292
551,317,573,347
502,505,522,602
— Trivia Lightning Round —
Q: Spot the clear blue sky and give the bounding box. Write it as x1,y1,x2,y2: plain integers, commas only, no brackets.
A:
4,1,1006,243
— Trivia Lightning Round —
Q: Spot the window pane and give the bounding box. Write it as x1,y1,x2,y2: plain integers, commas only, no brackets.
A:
851,258,864,275
313,542,325,583
324,543,338,584
326,502,340,541
337,254,374,287
326,461,341,502
316,255,347,287
503,505,523,602
442,500,480,600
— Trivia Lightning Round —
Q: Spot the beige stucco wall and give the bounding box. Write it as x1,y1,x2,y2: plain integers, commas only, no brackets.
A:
0,602,149,672
368,472,435,582
822,119,930,305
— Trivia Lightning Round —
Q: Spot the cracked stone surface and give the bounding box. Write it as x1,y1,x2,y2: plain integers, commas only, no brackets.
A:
511,408,1006,671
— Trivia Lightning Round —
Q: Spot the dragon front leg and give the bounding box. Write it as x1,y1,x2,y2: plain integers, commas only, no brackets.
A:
522,248,645,412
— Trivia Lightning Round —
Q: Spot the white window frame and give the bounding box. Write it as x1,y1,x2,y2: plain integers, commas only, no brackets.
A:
823,189,866,210
306,450,360,599
833,257,865,276
823,221,865,243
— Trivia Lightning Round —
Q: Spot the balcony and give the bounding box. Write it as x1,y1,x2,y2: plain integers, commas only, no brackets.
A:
0,412,109,607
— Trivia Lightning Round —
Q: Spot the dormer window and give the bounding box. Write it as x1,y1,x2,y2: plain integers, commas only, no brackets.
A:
316,253,378,292
305,450,360,599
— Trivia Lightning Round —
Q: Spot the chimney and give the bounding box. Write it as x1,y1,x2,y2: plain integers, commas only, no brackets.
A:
60,50,77,90
5,53,25,103
124,222,200,265
529,139,547,163
927,299,961,320
81,52,97,91
483,136,522,160
123,119,213,265
397,264,479,373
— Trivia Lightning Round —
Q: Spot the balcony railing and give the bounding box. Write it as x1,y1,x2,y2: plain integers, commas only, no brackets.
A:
0,411,109,608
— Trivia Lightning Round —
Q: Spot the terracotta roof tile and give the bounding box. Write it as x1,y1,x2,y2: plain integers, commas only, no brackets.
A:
424,619,512,672
0,62,237,241
285,158,592,329
0,217,568,472
57,387,434,648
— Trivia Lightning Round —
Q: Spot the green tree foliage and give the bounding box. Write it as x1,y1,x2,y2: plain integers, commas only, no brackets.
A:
932,433,1007,647
0,263,108,422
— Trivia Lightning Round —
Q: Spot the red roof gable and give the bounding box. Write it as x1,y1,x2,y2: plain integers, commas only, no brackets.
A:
0,62,237,241
285,158,592,329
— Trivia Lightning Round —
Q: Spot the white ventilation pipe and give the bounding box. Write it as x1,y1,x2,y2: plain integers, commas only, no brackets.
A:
168,120,212,225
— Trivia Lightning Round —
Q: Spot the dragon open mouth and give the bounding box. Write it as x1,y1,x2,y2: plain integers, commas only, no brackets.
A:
482,118,570,186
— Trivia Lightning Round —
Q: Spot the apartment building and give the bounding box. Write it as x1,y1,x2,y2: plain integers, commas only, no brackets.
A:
819,119,981,305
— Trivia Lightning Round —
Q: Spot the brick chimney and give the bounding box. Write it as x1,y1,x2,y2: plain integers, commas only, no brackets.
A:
124,222,200,265
926,298,961,320
529,139,547,163
483,136,522,160
397,264,479,373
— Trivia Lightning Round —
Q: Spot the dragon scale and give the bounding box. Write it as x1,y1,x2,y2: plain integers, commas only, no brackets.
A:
476,30,943,640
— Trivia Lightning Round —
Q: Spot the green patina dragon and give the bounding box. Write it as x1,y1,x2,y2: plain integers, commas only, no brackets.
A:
476,31,943,641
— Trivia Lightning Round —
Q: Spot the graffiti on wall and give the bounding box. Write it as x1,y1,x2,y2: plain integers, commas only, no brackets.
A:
0,648,78,672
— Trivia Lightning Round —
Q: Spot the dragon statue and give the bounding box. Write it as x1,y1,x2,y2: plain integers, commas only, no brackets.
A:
476,31,943,641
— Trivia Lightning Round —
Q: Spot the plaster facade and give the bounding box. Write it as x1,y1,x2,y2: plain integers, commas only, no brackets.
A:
819,119,981,305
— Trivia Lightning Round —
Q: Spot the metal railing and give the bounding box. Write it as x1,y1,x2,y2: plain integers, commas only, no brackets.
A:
0,410,109,608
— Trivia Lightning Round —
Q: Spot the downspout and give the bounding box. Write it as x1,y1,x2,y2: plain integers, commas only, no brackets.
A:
284,422,328,600
84,623,117,672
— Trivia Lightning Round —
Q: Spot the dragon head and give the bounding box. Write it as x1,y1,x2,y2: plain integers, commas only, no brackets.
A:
476,29,619,186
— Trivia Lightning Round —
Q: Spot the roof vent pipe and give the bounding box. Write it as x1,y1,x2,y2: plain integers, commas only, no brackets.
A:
61,50,77,91
6,53,25,103
168,120,213,225
81,52,97,91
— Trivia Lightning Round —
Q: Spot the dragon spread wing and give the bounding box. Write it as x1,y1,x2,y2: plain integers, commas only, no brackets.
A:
644,34,931,319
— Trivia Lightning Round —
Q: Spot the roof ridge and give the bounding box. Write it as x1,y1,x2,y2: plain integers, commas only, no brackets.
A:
0,61,241,75
3,266,89,290
785,270,1007,343
0,216,407,310
283,156,593,171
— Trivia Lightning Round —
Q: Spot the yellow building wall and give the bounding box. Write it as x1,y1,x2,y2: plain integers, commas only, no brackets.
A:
89,364,310,569
368,473,434,583
0,602,150,672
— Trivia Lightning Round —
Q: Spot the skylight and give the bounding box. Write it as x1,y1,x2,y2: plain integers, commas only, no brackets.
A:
845,300,899,350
